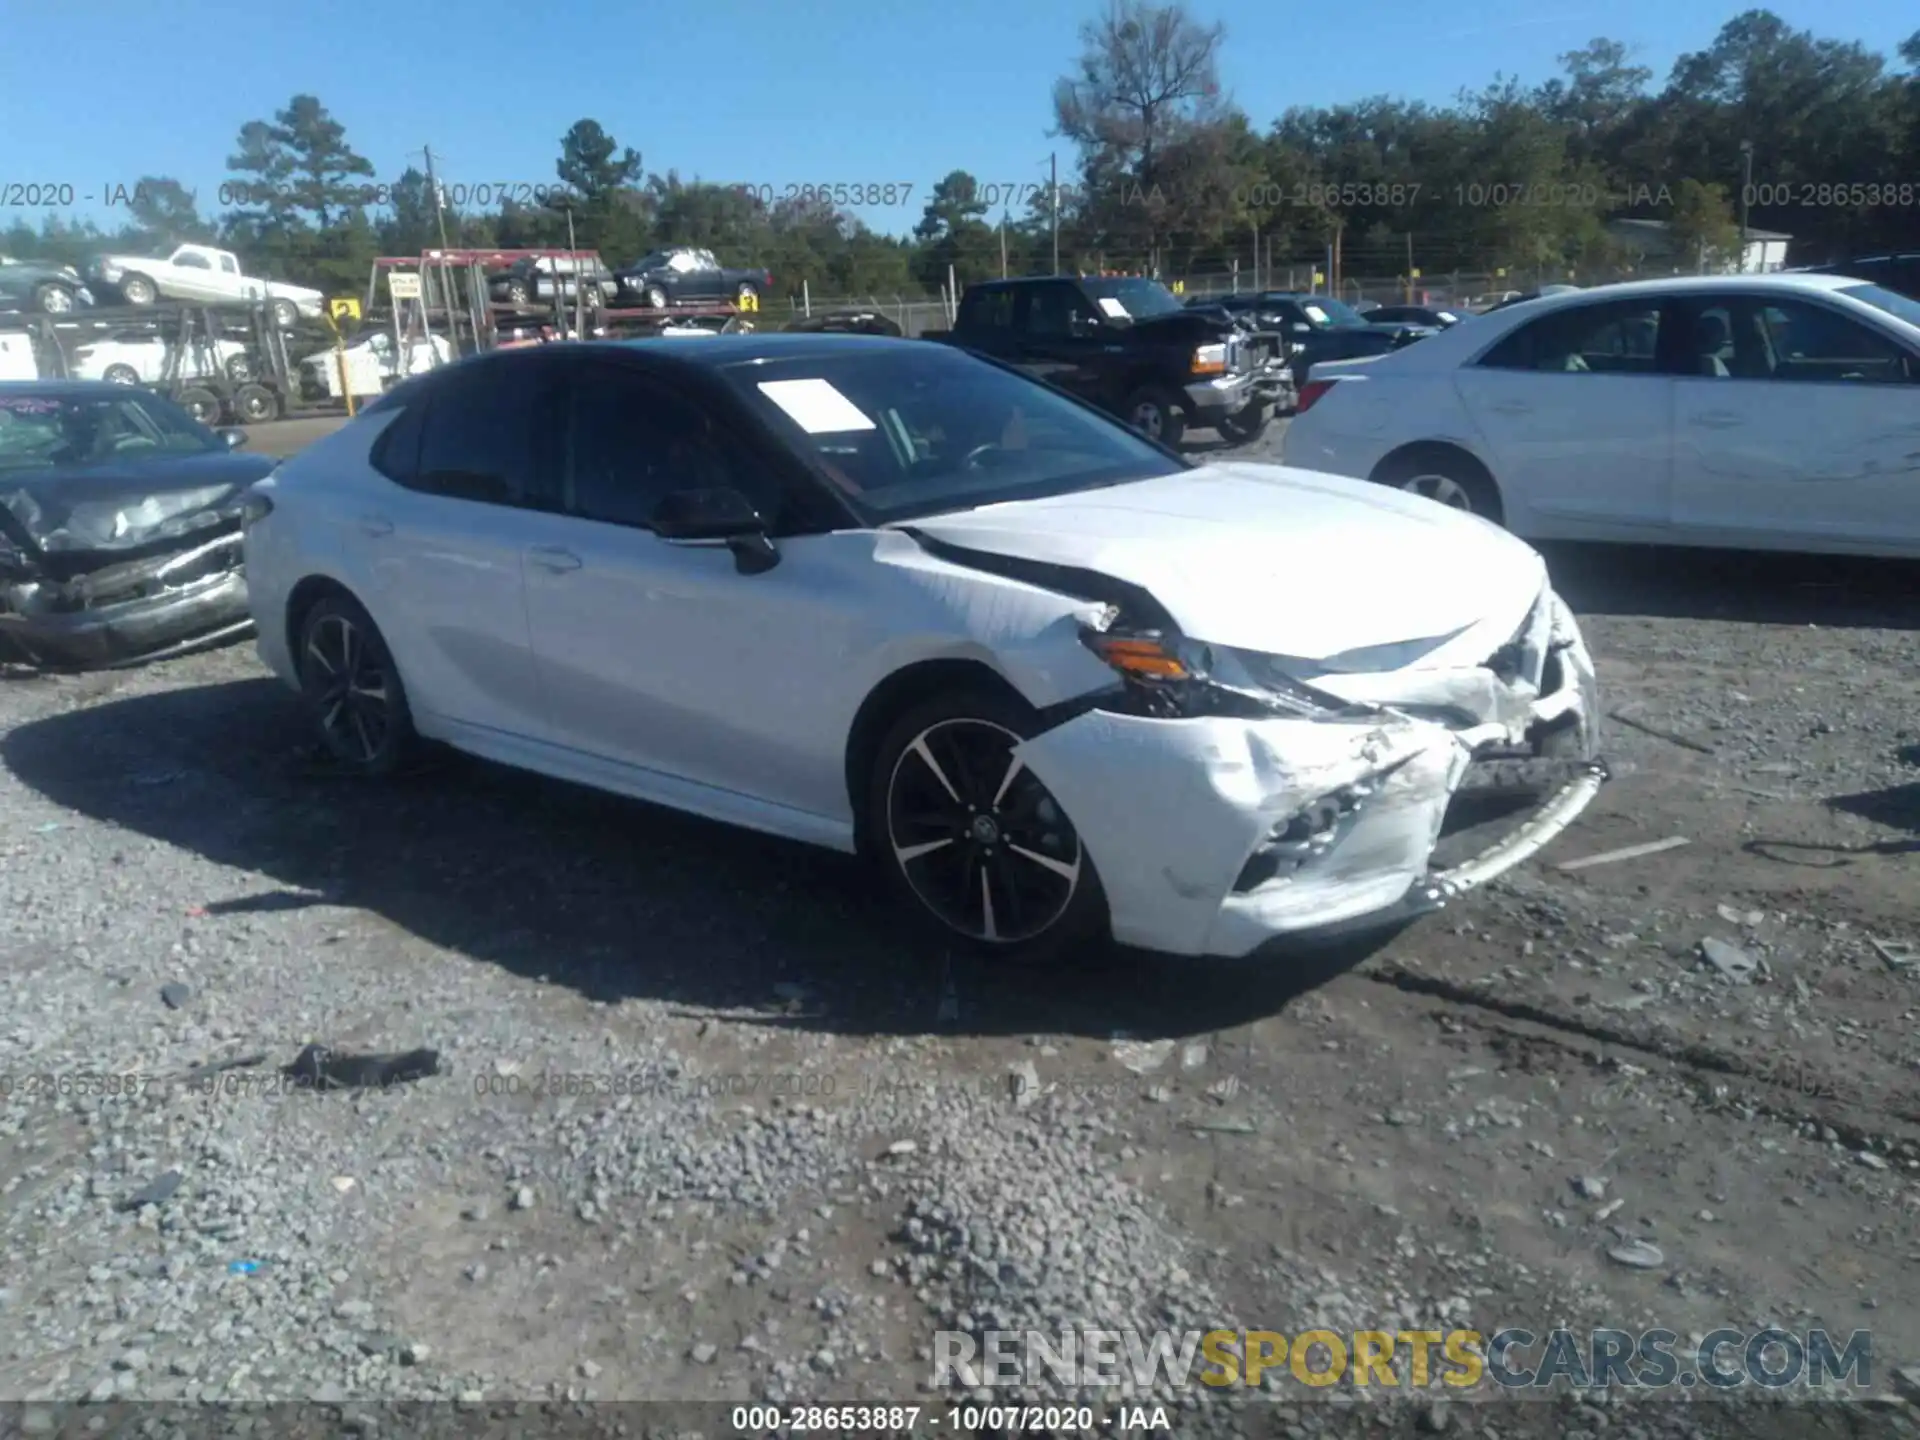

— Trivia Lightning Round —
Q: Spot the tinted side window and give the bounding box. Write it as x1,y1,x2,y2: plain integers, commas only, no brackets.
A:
1754,299,1916,384
1026,283,1097,338
369,398,428,483
1479,301,1663,374
414,360,543,505
957,288,1015,333
565,363,770,528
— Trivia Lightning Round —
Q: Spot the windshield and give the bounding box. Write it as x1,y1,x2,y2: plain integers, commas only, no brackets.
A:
722,345,1185,523
0,391,220,472
1294,296,1367,328
1840,283,1920,330
1077,277,1184,320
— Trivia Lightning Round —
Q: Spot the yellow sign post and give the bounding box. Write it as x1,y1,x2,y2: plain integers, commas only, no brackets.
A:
322,304,358,418
736,290,759,313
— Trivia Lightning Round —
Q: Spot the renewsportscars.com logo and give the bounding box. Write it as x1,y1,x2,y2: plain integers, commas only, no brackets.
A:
932,1327,1874,1391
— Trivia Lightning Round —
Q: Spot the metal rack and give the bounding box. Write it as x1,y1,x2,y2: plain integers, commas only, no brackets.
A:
0,301,316,424
362,250,753,356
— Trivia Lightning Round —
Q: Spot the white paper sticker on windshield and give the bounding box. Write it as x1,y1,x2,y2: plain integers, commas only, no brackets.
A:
1303,304,1330,324
1096,297,1130,319
756,378,876,434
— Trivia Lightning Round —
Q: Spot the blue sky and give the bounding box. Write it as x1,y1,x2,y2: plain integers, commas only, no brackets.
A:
1,0,1911,243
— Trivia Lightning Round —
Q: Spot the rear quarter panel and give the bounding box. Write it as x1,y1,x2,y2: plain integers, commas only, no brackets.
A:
1285,352,1495,484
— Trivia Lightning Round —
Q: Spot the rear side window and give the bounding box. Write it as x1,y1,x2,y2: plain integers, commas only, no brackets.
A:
1479,301,1664,374
957,287,1015,333
369,398,427,483
412,359,546,506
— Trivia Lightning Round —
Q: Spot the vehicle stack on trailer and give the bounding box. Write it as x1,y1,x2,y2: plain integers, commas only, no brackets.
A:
358,249,754,366
0,301,313,424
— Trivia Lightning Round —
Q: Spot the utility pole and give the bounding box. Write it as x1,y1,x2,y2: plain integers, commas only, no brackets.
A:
423,144,452,251
1050,152,1060,276
1738,140,1754,273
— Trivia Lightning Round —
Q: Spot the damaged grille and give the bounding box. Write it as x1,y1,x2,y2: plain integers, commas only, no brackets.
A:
7,529,242,615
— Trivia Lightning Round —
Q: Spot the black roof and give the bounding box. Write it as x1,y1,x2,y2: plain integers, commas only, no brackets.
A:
603,332,931,369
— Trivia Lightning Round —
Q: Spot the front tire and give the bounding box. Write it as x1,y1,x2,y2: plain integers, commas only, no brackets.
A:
644,285,669,310
119,274,157,305
1123,385,1186,448
866,690,1107,963
102,364,141,386
1215,403,1271,444
268,298,299,329
1371,447,1504,523
296,594,417,777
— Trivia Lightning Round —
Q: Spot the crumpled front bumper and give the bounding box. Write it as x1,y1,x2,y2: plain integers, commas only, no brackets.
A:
0,531,252,669
1016,596,1606,959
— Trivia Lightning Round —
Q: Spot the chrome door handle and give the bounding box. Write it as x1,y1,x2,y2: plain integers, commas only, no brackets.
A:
528,546,583,572
358,515,393,537
1689,411,1742,429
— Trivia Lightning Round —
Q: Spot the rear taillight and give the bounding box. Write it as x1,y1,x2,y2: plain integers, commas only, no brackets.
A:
1294,378,1338,413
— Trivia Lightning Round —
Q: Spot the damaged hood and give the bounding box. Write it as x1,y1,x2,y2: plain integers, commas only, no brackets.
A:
0,451,274,565
905,461,1547,660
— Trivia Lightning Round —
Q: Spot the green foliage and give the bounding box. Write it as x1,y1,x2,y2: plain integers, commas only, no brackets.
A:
3,15,1916,300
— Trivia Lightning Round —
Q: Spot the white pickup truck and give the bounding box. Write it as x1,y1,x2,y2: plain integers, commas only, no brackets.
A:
84,244,324,328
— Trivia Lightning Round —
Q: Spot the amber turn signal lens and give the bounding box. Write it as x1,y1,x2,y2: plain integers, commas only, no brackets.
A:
1083,631,1189,680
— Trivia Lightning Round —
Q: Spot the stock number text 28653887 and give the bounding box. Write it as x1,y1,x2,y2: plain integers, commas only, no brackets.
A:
732,182,915,207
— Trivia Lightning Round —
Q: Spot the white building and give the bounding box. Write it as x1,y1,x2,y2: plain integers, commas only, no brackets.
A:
1604,218,1792,276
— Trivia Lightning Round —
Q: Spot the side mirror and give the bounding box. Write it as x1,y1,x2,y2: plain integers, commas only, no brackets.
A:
651,486,779,573
217,427,247,450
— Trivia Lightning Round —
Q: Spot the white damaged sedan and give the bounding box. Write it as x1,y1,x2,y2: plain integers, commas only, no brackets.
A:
241,335,1605,962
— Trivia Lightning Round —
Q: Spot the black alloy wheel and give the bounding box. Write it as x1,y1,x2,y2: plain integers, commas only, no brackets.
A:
297,596,415,775
878,706,1095,953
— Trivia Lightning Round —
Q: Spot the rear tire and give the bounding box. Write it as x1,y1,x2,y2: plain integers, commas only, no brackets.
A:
233,382,278,423
174,385,220,425
33,283,74,315
866,689,1108,965
1123,385,1186,448
296,594,418,778
1371,447,1505,524
102,364,140,386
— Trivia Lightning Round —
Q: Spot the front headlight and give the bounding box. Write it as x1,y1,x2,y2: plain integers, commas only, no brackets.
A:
1191,342,1227,376
1078,619,1367,720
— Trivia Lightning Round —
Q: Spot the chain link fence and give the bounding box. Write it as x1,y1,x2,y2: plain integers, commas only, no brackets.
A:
752,257,1703,334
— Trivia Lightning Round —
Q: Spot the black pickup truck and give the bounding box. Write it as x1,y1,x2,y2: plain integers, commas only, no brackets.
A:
927,275,1289,445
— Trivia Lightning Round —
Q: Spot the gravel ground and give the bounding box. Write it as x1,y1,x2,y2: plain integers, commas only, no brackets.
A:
0,416,1917,1437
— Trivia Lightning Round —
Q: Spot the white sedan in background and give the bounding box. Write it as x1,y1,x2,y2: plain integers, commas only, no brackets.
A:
241,336,1604,963
1283,274,1920,556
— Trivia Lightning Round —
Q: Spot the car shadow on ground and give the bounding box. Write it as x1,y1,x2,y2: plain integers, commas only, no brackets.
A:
1538,543,1920,630
1,678,1386,1042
